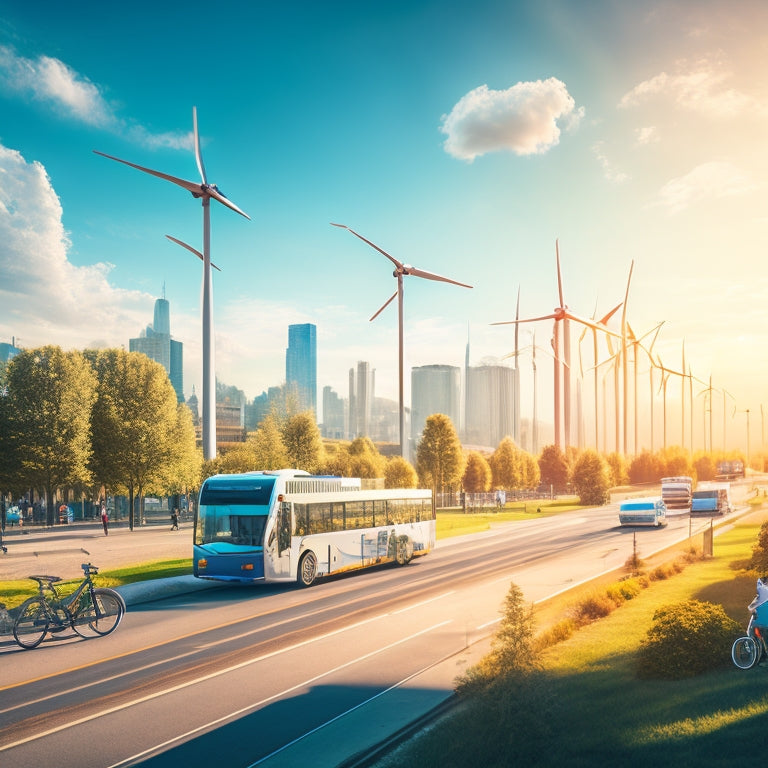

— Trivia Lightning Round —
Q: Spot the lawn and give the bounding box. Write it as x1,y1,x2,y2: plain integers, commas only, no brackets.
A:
382,511,768,767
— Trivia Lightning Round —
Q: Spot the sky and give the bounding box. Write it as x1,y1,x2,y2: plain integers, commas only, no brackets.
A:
1,0,767,454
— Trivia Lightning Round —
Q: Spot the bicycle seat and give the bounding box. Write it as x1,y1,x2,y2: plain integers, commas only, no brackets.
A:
29,575,62,584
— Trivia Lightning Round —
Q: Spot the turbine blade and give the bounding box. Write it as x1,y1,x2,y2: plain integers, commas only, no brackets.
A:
206,185,251,220
370,291,397,321
94,150,203,196
331,223,403,270
598,302,623,325
555,239,564,308
165,235,221,271
405,266,472,288
491,313,557,326
562,311,623,338
193,106,208,184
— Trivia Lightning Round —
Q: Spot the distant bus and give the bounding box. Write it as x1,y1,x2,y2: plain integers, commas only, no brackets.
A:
193,469,435,586
716,460,745,481
660,476,693,510
619,497,667,527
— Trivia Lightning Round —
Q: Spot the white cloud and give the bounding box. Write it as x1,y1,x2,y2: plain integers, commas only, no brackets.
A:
440,78,584,161
653,161,755,214
592,141,629,183
0,143,153,350
0,46,190,148
619,58,760,118
634,126,660,146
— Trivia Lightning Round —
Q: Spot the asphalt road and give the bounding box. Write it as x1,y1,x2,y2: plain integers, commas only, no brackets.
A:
0,491,762,768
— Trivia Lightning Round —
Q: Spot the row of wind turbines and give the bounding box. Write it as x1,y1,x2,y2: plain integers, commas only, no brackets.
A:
494,242,740,458
93,108,742,462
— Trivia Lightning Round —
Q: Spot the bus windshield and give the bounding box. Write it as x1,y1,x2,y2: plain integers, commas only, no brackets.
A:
196,476,277,548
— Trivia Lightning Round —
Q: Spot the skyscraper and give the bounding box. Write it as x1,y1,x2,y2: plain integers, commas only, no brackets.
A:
465,364,517,449
129,292,184,403
286,323,317,416
411,365,461,445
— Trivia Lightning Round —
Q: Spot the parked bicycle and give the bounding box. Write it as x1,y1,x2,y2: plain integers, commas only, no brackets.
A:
732,577,768,669
13,563,125,650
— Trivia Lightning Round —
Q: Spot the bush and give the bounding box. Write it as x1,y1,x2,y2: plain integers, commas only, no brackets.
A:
749,520,768,573
636,600,742,679
572,591,616,623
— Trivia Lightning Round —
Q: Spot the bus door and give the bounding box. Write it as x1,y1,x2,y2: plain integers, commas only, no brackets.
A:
266,500,293,578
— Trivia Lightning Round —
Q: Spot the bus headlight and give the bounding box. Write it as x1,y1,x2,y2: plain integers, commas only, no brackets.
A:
198,559,207,569
241,563,254,571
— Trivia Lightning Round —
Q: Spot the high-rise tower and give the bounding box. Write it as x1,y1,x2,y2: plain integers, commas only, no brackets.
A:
286,323,317,416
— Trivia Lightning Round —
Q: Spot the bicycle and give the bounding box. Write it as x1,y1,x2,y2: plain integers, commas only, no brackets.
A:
12,563,125,650
732,577,768,669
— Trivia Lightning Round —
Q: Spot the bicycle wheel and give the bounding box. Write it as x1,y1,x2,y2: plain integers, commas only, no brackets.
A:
732,636,760,669
75,587,125,637
13,597,50,649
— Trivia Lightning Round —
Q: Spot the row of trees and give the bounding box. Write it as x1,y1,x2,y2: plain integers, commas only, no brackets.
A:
3,346,747,525
0,346,200,528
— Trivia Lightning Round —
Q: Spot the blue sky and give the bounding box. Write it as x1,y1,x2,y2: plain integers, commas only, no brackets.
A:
1,0,767,452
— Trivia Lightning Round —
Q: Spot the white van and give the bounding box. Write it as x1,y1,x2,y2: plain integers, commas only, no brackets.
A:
619,497,667,527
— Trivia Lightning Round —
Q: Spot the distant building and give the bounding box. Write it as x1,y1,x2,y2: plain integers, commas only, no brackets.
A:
411,364,461,445
129,293,184,403
322,385,346,439
349,361,374,438
286,323,317,416
465,364,517,449
0,338,21,364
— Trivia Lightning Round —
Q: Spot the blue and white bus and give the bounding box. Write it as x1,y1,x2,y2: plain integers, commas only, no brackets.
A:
193,469,436,586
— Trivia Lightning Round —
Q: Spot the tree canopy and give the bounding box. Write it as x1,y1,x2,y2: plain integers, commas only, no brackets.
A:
416,413,465,493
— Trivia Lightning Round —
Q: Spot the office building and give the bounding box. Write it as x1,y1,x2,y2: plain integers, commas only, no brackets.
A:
348,361,374,438
411,365,461,445
286,323,317,416
129,293,184,403
322,386,346,439
465,364,517,449
0,338,21,364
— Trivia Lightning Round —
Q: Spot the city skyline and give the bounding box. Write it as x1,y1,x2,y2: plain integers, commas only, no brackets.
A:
1,1,767,455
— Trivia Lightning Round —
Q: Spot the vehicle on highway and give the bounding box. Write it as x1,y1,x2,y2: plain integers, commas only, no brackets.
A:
193,469,435,586
660,476,693,510
618,497,667,527
12,563,125,649
691,482,732,515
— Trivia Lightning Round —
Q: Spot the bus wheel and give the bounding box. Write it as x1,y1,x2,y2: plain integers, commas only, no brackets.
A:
395,536,413,566
299,551,318,587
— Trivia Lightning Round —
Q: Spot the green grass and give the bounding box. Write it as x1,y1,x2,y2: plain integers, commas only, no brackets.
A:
0,559,192,610
383,512,768,767
436,499,582,538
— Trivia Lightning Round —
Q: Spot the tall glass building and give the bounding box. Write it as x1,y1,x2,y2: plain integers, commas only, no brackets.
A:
411,364,461,445
286,323,317,416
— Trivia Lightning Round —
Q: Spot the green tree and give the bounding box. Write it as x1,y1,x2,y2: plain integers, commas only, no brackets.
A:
490,437,521,490
5,346,95,525
520,451,541,490
463,451,492,493
605,452,628,487
571,449,611,506
628,450,664,485
693,451,716,482
217,443,259,474
89,349,179,530
347,436,385,478
248,414,288,469
659,446,694,479
415,413,464,494
282,411,324,472
384,456,418,488
538,444,569,493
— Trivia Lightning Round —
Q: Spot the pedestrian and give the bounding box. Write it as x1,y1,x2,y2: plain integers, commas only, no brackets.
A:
170,509,179,530
101,504,109,536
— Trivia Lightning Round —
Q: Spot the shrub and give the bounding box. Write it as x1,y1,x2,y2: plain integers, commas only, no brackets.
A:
749,520,768,573
535,618,577,649
606,576,645,603
572,591,616,623
636,600,742,679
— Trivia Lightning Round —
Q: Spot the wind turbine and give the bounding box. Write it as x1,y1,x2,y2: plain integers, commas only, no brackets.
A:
626,320,664,454
492,241,620,449
578,300,622,450
94,107,249,461
331,223,472,456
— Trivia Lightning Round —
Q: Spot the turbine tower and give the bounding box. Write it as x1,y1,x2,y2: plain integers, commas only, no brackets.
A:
331,223,472,457
94,108,249,460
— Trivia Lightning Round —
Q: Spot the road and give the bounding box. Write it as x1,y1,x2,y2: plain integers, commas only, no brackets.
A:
0,494,758,768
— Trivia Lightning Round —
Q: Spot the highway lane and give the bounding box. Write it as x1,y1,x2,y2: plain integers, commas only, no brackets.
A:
0,501,751,768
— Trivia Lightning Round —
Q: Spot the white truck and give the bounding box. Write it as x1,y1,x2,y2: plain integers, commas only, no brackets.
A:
660,476,693,510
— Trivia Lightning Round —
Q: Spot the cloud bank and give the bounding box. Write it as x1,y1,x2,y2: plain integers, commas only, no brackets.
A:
440,77,584,161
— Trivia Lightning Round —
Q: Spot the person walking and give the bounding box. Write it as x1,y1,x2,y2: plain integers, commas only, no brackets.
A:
170,509,179,530
101,504,109,536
